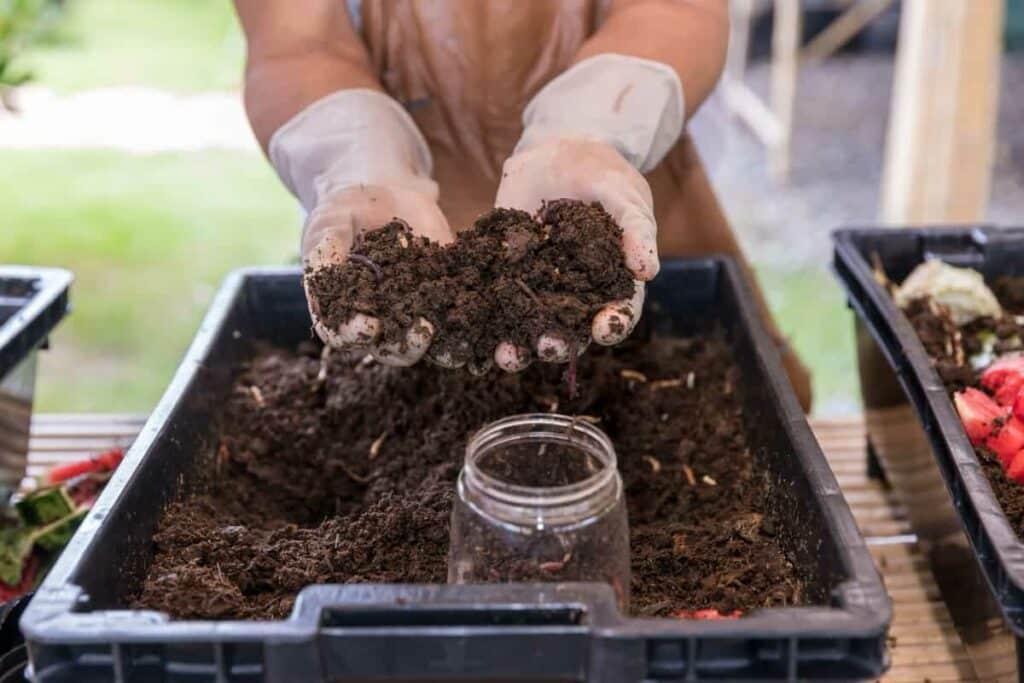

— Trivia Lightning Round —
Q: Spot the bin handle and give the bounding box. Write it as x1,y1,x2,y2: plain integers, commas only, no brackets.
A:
261,583,614,682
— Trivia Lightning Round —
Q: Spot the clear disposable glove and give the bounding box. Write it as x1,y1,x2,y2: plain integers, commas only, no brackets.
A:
301,181,454,365
492,54,685,372
494,139,653,370
270,89,454,366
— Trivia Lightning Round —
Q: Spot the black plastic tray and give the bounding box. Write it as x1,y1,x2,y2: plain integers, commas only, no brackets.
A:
834,227,1024,634
22,260,890,682
0,267,71,677
0,266,72,382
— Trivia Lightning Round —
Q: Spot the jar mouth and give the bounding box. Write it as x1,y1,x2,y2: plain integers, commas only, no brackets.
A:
464,413,618,509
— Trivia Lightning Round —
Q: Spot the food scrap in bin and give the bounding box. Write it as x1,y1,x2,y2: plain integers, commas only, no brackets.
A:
0,448,123,601
890,260,1024,486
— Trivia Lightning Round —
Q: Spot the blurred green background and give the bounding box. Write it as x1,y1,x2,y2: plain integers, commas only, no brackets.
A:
3,0,297,411
16,0,1017,416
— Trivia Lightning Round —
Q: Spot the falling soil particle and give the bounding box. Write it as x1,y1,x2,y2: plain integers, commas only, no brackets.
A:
304,200,635,367
129,334,810,620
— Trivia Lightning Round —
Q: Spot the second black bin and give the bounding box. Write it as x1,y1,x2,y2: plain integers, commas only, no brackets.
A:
835,227,1024,681
22,259,890,682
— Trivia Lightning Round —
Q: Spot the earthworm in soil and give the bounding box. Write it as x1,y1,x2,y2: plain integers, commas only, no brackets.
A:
348,254,383,284
567,338,580,398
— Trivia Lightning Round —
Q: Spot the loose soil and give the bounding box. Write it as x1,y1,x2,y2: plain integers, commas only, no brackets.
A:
304,200,635,367
129,334,810,621
901,277,1024,535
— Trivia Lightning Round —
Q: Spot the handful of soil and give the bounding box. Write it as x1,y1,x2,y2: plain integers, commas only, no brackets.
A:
305,199,635,367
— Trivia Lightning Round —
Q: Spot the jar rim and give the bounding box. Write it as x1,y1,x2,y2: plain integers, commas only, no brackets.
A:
463,413,618,509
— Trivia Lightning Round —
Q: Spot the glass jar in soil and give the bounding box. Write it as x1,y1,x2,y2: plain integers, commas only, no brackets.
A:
448,414,630,609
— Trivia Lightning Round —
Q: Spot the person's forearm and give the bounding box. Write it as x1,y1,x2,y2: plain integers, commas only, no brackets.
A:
233,0,382,152
575,0,728,118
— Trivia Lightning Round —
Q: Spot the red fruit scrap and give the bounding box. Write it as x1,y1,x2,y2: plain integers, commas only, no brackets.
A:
987,416,1024,469
955,388,1006,446
671,609,743,620
1009,452,1024,485
93,448,124,471
955,387,1024,484
47,448,124,485
982,354,1024,407
1015,391,1024,423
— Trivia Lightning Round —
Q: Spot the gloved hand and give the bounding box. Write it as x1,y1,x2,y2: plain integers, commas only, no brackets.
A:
270,89,454,366
493,54,685,372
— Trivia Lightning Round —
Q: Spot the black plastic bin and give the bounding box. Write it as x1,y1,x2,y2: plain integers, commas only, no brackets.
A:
22,259,890,682
0,266,71,682
834,227,1024,680
0,266,72,502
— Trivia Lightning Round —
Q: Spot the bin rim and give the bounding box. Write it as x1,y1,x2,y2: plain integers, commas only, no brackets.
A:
0,266,73,380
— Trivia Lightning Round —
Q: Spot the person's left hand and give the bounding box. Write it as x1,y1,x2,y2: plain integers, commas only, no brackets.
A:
492,137,656,372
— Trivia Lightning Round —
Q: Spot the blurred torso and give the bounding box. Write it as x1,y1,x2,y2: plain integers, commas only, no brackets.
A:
354,0,813,409
361,0,601,230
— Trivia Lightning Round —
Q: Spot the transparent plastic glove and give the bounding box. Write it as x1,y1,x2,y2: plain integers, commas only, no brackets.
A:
270,89,454,366
494,139,652,371
493,55,684,372
300,182,454,365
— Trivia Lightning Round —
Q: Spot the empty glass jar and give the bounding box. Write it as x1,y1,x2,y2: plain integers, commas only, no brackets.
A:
448,414,630,609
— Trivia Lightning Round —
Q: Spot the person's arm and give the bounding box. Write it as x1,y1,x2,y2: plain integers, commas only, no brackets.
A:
233,0,381,151
233,0,453,366
492,0,728,372
574,0,728,119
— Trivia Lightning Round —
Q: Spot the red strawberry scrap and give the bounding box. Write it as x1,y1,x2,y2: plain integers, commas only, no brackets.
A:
1010,452,1024,484
955,389,1006,446
982,355,1024,407
955,388,1024,483
671,609,742,620
988,416,1024,469
1015,390,1024,423
47,448,124,486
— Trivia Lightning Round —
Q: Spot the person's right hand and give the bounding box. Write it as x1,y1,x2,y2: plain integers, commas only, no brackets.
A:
301,180,454,366
268,89,451,367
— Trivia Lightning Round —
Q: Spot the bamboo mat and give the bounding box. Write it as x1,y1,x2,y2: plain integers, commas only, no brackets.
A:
812,418,977,682
26,414,977,682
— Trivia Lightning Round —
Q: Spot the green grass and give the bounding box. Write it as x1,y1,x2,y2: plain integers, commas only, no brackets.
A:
22,0,244,93
756,264,860,416
1,149,297,411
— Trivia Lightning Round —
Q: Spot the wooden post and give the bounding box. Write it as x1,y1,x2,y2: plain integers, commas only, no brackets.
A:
770,0,801,182
880,0,1005,224
724,0,755,102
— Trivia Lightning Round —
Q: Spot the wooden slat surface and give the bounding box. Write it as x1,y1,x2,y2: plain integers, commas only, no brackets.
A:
26,414,978,681
812,418,976,682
